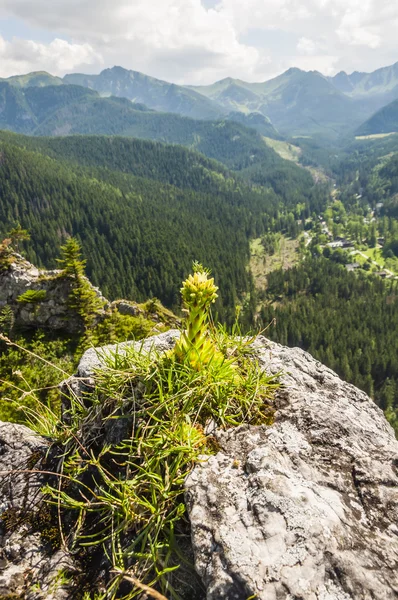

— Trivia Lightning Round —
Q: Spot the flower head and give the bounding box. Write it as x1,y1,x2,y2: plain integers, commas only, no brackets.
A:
181,267,218,311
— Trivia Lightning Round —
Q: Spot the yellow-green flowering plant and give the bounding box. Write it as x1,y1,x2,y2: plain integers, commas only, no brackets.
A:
174,262,235,374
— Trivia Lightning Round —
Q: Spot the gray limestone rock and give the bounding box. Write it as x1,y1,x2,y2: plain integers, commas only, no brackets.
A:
76,328,180,378
185,337,398,600
0,422,77,599
0,255,106,333
110,299,143,317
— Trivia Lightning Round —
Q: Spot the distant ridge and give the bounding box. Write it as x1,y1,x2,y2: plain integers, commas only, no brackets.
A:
329,62,398,98
0,71,63,88
356,98,398,136
189,68,366,137
2,59,398,138
64,66,225,120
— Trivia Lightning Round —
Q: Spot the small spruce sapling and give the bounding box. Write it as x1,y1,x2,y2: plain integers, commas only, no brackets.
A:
57,237,103,333
8,224,30,252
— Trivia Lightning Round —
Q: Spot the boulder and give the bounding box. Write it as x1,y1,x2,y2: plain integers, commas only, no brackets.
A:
185,338,398,600
110,299,144,317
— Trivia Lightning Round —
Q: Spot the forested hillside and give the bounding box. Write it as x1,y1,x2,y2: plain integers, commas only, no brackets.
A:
0,131,326,213
356,99,398,136
258,259,398,433
0,143,247,316
0,133,328,321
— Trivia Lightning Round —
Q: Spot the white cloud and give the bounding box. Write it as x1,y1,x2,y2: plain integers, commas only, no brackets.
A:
297,37,318,55
217,0,314,35
0,0,396,82
0,35,100,77
0,0,261,83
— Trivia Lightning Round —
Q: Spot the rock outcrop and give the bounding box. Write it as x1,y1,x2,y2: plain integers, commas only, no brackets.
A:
0,256,180,334
185,338,398,600
1,334,398,599
0,255,105,332
0,422,75,599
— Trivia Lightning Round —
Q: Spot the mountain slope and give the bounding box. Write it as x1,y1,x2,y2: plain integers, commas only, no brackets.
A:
34,98,274,170
190,68,369,137
257,69,363,137
0,130,235,195
0,71,63,88
330,62,398,99
0,82,100,133
0,132,328,316
356,99,398,136
187,78,263,112
225,111,280,138
64,66,225,120
0,82,37,133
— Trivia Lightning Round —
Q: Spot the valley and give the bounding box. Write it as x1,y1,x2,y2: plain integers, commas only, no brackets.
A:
1,60,398,443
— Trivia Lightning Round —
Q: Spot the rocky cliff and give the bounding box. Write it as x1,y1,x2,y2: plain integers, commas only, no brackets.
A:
0,255,180,334
0,254,106,333
0,333,397,599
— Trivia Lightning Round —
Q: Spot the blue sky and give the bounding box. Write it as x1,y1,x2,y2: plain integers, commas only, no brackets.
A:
0,16,61,43
0,0,396,84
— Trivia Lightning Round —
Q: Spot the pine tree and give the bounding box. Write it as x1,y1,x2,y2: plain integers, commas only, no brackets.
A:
57,237,103,332
57,237,86,279
8,223,30,252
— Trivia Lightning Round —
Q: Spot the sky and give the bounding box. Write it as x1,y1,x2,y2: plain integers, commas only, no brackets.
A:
0,0,397,85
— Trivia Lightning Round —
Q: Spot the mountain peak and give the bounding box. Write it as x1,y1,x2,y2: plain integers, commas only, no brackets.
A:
284,67,304,76
100,65,130,77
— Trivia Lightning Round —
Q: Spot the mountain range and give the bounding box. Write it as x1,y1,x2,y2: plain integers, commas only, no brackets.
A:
1,60,398,155
1,61,398,140
190,63,398,137
329,62,398,100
